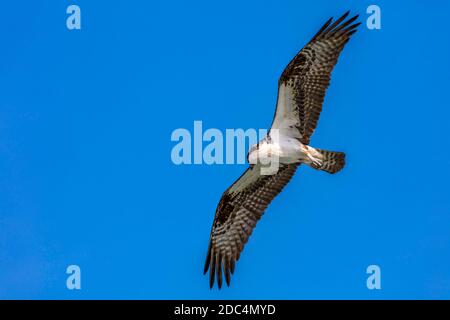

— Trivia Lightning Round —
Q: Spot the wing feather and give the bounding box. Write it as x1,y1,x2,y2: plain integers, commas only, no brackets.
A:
204,164,299,288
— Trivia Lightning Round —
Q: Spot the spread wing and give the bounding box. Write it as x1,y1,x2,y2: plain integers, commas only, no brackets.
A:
204,164,299,289
271,11,361,144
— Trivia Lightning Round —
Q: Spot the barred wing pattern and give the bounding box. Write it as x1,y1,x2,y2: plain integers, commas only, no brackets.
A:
204,164,299,288
271,11,360,144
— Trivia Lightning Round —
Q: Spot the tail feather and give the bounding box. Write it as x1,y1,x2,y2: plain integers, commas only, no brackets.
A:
313,149,345,174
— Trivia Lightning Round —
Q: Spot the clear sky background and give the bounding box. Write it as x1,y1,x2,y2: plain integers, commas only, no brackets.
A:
1,0,449,299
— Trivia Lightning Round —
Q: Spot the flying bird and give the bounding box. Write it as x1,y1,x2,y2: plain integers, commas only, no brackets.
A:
204,11,360,289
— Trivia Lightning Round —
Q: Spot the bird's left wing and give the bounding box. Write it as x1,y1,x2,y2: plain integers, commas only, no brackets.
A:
204,163,299,289
271,11,360,144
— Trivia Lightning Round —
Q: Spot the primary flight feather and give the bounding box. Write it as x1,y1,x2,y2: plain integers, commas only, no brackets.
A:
204,11,361,289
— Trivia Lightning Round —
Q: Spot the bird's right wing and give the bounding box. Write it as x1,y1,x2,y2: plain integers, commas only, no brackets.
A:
271,11,360,144
204,163,299,289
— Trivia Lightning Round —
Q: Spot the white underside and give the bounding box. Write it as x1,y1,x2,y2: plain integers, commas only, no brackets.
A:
248,133,323,167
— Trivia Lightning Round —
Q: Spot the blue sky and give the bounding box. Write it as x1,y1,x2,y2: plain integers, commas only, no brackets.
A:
1,0,449,299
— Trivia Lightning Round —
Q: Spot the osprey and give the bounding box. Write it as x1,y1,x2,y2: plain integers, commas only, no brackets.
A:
204,11,360,289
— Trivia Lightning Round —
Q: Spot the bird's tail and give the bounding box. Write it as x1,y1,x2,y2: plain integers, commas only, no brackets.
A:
310,149,345,174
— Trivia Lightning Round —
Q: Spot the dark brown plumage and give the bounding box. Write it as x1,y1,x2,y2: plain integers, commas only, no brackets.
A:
204,164,299,289
275,10,360,145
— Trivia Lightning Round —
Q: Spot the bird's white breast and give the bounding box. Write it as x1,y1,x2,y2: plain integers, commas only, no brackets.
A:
249,134,305,165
